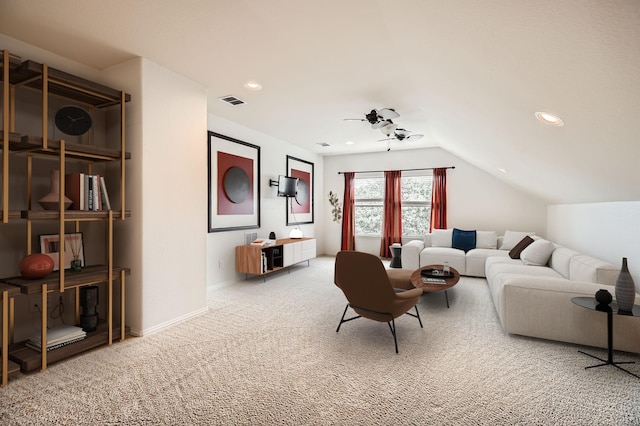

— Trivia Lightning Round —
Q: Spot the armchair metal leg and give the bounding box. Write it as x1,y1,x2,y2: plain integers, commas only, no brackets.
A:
387,319,398,353
336,304,361,332
405,305,423,328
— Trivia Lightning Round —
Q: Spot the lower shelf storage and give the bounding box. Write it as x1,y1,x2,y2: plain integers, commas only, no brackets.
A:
9,321,129,372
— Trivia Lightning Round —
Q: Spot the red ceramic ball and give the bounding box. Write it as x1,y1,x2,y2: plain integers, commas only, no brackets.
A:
19,254,54,279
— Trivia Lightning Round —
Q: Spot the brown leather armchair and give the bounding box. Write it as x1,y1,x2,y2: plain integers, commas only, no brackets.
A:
334,250,423,353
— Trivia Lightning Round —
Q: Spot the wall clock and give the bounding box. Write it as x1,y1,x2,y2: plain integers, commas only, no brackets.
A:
55,106,92,136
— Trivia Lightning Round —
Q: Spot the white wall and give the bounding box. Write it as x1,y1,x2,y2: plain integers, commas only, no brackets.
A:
206,115,323,287
323,147,548,256
547,202,640,291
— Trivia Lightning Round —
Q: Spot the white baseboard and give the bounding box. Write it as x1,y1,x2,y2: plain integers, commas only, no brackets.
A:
130,306,209,337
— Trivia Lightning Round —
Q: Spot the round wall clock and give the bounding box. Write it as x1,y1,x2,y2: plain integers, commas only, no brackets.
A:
55,106,92,136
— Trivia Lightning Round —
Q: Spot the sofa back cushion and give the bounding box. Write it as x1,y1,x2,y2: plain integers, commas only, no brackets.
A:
500,230,535,250
520,239,556,266
476,231,498,249
569,255,620,285
431,229,453,247
508,236,535,259
549,246,579,279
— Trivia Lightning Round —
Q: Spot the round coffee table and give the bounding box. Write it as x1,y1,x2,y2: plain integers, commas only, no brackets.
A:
410,265,460,308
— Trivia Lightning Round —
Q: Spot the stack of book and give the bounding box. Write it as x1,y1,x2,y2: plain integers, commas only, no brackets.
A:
26,325,87,352
65,173,111,211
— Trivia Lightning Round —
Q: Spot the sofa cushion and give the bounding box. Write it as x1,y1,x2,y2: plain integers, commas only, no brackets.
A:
569,255,620,285
431,229,453,247
549,246,579,279
500,230,535,250
466,249,510,277
452,228,476,252
476,231,498,249
520,239,556,266
509,236,535,259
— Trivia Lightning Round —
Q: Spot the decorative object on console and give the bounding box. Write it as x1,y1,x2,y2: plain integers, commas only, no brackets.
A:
328,191,342,223
286,155,314,225
54,105,92,136
208,131,260,232
615,257,636,312
38,169,73,211
289,227,303,239
80,286,99,332
18,253,54,279
39,232,85,272
269,231,276,240
595,289,613,306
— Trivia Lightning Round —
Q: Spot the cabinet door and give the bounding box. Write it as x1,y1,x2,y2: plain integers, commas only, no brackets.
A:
302,239,316,261
283,242,303,266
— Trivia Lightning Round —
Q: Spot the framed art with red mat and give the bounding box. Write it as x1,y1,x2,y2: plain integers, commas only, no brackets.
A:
208,131,260,232
286,155,314,225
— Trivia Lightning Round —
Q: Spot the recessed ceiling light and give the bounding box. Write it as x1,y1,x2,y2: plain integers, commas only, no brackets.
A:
498,168,507,174
345,141,355,145
244,81,262,91
535,111,564,126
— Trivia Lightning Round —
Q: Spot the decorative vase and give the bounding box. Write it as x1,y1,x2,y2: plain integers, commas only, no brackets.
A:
595,289,612,306
19,253,54,279
615,257,636,312
38,169,72,210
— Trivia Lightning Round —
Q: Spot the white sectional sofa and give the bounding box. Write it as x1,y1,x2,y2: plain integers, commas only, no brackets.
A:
401,229,640,353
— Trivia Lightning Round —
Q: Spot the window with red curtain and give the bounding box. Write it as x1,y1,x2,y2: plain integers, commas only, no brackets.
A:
430,168,447,231
380,170,402,257
341,172,356,251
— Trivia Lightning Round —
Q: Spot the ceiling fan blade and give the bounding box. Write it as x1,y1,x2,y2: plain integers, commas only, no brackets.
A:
405,133,424,141
377,108,399,121
377,137,395,142
343,118,366,122
372,119,392,129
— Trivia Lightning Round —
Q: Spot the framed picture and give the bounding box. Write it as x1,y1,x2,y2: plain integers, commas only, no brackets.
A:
39,232,85,271
208,131,261,232
286,155,314,225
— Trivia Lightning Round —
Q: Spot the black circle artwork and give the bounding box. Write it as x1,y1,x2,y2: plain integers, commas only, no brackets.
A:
223,166,250,204
295,179,309,206
54,106,92,136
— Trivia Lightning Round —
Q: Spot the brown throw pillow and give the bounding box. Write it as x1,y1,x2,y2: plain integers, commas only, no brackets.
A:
509,236,535,259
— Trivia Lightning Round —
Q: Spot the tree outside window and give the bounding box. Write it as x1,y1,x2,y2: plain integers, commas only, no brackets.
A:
353,172,432,237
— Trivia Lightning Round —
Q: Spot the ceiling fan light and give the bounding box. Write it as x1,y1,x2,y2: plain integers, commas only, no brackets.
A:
380,122,397,136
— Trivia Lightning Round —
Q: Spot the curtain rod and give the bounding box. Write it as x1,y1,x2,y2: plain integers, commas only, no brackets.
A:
337,166,455,175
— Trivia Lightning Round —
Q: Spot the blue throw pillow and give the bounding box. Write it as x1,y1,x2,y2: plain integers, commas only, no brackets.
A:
452,228,476,252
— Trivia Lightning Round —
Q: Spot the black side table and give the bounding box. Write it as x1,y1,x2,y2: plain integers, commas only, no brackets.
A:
389,245,402,268
571,297,640,379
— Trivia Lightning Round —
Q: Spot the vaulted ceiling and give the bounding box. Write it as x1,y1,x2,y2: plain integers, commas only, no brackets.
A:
1,0,639,204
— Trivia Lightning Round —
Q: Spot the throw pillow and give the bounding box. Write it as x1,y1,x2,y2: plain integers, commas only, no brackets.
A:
476,231,498,249
520,239,556,266
509,235,535,259
431,229,453,247
452,228,476,252
500,230,535,250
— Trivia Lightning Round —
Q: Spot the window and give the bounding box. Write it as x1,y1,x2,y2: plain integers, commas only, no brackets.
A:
353,172,432,237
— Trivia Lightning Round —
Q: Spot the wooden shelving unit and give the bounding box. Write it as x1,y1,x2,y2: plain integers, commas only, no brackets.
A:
0,48,132,385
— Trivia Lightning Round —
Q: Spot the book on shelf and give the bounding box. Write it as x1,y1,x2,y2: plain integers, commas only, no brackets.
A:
66,173,111,211
251,239,276,246
26,325,87,352
65,172,85,210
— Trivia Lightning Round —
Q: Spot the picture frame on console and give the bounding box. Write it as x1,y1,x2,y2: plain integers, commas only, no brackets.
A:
286,155,314,225
39,232,85,271
208,131,261,232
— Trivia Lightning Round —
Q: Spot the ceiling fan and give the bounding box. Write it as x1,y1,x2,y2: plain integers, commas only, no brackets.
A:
378,128,424,142
344,108,400,130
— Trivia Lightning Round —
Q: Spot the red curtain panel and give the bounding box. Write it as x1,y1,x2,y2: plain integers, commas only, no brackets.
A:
380,170,402,257
341,172,356,251
430,168,447,231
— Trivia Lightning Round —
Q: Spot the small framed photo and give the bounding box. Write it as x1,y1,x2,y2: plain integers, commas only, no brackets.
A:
39,232,85,271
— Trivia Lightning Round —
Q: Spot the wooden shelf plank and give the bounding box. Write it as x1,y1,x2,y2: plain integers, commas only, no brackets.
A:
1,265,131,295
9,135,131,162
20,210,131,220
9,322,129,372
10,60,131,107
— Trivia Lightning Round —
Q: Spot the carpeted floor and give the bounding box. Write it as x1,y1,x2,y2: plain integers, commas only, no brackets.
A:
1,256,639,425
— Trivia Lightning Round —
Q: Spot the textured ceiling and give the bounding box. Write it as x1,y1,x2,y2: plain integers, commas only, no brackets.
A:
1,0,639,204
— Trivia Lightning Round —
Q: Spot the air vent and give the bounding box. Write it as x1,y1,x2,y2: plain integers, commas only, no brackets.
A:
316,142,331,147
218,95,245,106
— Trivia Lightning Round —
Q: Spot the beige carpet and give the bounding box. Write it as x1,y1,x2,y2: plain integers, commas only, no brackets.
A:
1,256,639,425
